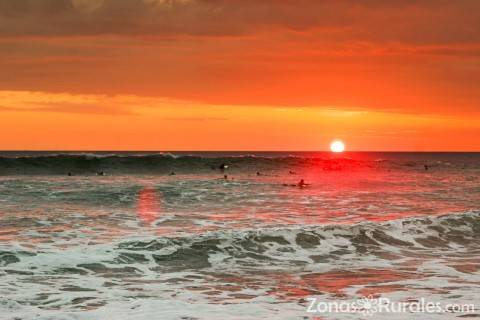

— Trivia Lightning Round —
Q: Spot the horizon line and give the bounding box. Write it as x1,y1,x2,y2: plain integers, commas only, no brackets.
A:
1,150,480,153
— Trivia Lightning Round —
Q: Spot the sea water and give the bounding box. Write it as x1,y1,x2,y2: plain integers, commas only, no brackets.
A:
0,152,479,319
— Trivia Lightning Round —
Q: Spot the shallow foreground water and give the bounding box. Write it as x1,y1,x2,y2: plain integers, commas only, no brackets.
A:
0,152,479,319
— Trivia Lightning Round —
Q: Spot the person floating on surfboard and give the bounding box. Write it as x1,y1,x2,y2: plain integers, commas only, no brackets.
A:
282,179,310,188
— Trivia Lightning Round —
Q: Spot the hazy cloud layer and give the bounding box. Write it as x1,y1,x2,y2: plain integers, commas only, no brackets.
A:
0,90,180,115
0,1,479,117
0,0,479,44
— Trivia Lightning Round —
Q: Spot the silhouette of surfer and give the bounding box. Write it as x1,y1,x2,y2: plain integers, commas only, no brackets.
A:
298,179,307,187
282,179,310,188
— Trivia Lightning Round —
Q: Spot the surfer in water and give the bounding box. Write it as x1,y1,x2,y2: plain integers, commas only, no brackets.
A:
283,179,309,188
298,179,307,187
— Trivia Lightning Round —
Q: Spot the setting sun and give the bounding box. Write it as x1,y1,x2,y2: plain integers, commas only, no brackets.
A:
330,140,345,153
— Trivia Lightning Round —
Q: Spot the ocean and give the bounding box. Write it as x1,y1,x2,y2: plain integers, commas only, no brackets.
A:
0,152,479,319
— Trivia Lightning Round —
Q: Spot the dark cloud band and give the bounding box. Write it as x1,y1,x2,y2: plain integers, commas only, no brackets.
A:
0,0,479,44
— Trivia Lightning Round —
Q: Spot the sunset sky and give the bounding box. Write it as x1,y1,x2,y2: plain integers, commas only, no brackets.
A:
1,0,479,151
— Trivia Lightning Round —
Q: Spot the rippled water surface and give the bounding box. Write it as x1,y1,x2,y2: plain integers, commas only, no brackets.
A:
0,152,479,319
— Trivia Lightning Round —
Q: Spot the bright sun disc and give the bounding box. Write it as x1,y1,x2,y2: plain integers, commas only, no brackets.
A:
330,140,345,153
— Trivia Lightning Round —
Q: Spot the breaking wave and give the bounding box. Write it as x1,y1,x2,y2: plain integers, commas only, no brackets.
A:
115,210,480,270
3,211,479,275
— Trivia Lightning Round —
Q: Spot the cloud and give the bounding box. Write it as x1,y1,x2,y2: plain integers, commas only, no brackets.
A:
0,90,231,116
0,1,479,117
0,101,134,115
163,117,228,121
0,0,479,45
0,90,143,115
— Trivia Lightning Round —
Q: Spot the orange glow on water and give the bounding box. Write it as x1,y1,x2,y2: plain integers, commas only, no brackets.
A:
137,187,162,224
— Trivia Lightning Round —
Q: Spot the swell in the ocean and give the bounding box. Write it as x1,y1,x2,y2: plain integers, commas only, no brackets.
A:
1,152,478,175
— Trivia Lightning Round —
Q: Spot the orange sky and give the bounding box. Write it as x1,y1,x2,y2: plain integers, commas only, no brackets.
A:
0,0,479,151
